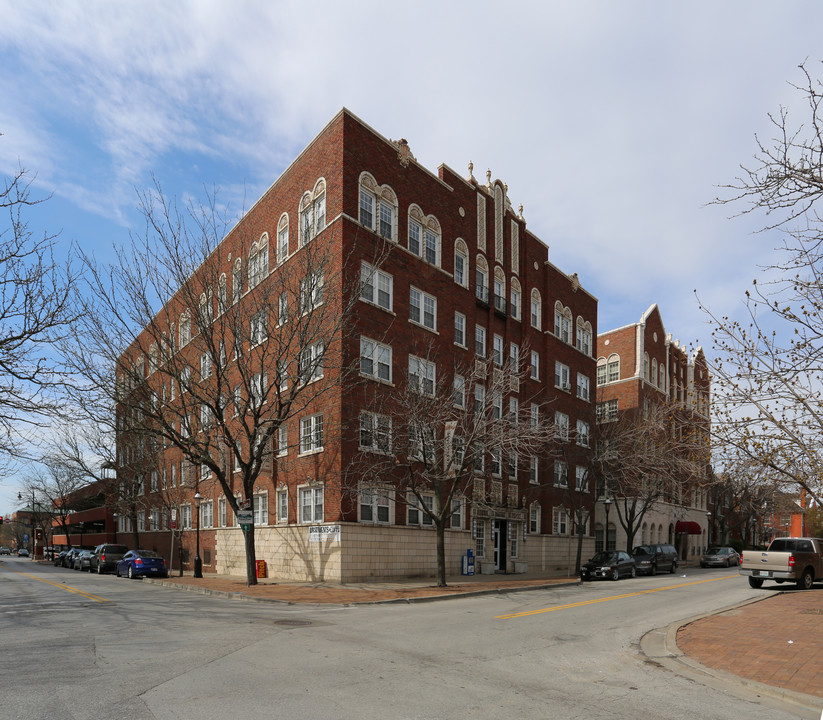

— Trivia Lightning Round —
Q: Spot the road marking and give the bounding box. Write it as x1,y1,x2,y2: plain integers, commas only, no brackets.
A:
0,567,111,603
495,575,737,620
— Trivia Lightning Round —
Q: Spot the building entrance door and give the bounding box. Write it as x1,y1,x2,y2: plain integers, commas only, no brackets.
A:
492,519,508,572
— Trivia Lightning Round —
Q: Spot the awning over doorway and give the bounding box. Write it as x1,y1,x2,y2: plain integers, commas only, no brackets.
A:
675,520,703,535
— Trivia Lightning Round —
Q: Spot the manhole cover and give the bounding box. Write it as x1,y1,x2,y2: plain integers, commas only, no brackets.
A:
274,619,312,627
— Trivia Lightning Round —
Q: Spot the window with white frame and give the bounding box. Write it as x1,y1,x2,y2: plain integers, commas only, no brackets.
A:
509,277,521,321
277,425,288,456
474,384,485,414
509,396,519,423
277,214,289,264
530,504,540,533
530,288,541,329
150,508,160,531
575,465,589,492
359,411,392,452
451,498,463,529
576,319,592,356
218,497,227,527
409,355,435,395
359,174,397,241
409,287,437,331
454,239,469,287
475,518,486,557
277,489,288,524
250,309,267,346
491,392,503,420
299,180,326,247
232,259,242,304
508,449,518,479
493,268,506,313
408,207,441,267
530,403,539,427
475,325,486,357
179,311,191,347
596,399,619,423
509,343,519,375
453,374,466,408
150,470,158,492
217,275,227,316
299,486,324,523
475,255,489,303
577,373,590,401
249,235,269,288
360,486,391,523
200,403,212,430
493,334,504,366
181,504,192,530
407,493,434,526
530,350,540,380
278,293,288,326
360,337,392,382
200,500,214,529
555,411,570,441
359,262,393,311
510,522,519,558
299,342,324,385
554,460,568,487
576,419,590,447
553,507,569,535
529,456,539,484
300,414,324,454
454,312,466,347
200,352,212,381
491,447,502,476
253,494,268,526
555,361,571,390
250,371,267,409
300,272,324,314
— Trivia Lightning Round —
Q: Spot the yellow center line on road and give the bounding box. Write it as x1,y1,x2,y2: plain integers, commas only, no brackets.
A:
1,567,111,603
495,574,738,620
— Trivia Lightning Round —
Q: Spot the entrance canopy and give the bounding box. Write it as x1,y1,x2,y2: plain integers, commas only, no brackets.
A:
675,520,702,535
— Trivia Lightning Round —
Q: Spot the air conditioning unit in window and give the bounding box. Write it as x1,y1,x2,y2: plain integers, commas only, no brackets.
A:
561,382,571,391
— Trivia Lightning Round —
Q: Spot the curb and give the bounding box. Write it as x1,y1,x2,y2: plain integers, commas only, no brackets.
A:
142,577,581,606
639,595,823,719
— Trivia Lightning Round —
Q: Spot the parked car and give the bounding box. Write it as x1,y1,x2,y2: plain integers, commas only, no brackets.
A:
631,543,679,575
63,548,83,569
53,549,71,567
74,550,94,571
0,547,10,555
580,551,636,581
90,543,130,574
16,548,30,557
701,546,740,568
116,550,168,579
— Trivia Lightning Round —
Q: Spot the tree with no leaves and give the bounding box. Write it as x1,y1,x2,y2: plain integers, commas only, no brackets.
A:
63,179,355,585
347,346,557,587
707,61,823,507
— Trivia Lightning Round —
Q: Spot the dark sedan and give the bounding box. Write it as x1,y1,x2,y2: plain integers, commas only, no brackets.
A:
580,551,636,581
74,550,94,571
116,550,168,579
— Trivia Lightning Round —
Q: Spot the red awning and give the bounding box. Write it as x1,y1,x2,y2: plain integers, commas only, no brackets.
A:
675,521,703,535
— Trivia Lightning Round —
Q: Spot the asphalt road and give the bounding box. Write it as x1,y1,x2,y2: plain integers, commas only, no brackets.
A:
0,557,807,720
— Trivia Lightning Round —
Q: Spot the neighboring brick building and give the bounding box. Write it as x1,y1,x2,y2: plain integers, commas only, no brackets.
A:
595,304,712,561
116,109,598,581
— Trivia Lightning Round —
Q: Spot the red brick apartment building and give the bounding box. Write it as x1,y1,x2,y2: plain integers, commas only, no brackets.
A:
115,109,598,581
595,304,712,561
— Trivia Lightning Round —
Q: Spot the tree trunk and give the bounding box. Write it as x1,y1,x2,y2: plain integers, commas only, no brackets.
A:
244,525,258,586
574,512,586,574
435,520,447,587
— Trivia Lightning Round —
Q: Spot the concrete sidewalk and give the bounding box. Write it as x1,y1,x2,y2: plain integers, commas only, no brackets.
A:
145,569,823,716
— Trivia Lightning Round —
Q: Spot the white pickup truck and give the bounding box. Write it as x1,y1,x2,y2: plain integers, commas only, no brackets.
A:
739,537,823,590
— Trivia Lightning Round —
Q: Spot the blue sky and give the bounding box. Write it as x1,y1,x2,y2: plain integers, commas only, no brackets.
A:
0,1,819,513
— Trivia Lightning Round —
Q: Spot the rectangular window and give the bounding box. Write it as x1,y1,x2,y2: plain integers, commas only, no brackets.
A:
509,343,519,374
597,364,607,386
577,373,590,401
278,224,289,264
360,412,392,452
555,412,569,441
530,350,540,380
454,312,466,347
424,229,439,266
409,287,437,331
409,220,421,256
408,494,434,526
253,494,268,526
299,342,324,385
200,353,212,380
409,356,436,395
300,414,324,454
278,293,288,326
451,499,463,529
530,505,540,533
360,487,391,523
475,325,486,357
576,420,590,447
455,251,466,286
218,497,227,528
277,490,288,524
250,371,267,409
453,374,466,408
529,456,538,484
608,360,620,383
554,460,568,487
575,465,588,492
300,272,323,314
555,361,571,390
277,425,288,456
553,507,569,535
474,384,485,414
378,203,394,240
360,262,393,311
493,334,504,366
200,501,214,529
250,309,267,346
359,188,375,229
596,399,619,423
299,487,324,523
360,337,392,382
530,403,539,427
181,505,192,530
475,519,486,558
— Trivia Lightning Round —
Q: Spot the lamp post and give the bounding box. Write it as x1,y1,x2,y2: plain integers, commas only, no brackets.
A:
706,511,712,549
193,491,202,578
17,490,36,559
112,512,118,543
603,497,612,552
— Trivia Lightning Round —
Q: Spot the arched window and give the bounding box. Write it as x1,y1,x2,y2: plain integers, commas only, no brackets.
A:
576,317,592,356
641,522,648,545
249,233,269,288
232,258,242,304
475,254,489,303
218,274,227,315
179,310,191,348
659,364,666,391
454,239,469,288
277,213,289,264
493,267,506,313
408,204,441,267
509,277,521,321
554,301,572,343
299,178,326,247
651,358,658,387
530,289,541,330
359,172,397,241
597,353,621,385
644,352,650,381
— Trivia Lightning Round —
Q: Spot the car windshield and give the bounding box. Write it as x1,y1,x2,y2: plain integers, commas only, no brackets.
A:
589,552,617,564
705,547,723,554
632,546,652,556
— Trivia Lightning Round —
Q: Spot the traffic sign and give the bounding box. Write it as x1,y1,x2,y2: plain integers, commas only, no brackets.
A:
237,510,253,524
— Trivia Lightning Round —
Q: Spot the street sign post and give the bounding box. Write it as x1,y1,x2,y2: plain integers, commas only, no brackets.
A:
237,510,253,532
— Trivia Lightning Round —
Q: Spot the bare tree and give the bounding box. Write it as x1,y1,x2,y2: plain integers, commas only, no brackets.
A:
592,400,709,553
347,347,556,587
707,61,823,506
63,180,355,585
0,160,77,458
24,455,89,549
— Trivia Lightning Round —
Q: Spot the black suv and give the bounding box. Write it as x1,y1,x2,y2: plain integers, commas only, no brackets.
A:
90,544,130,574
631,543,678,575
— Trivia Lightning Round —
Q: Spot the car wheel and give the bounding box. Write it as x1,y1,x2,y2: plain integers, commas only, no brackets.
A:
115,566,120,577
629,566,636,578
724,559,730,568
128,565,134,579
650,562,657,575
748,576,764,589
97,563,103,575
670,561,677,574
797,569,814,591
611,568,619,581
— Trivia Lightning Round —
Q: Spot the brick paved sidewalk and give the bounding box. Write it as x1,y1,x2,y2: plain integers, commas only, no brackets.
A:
677,589,823,699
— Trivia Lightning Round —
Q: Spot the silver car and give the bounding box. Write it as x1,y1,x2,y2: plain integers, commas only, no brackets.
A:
701,546,740,568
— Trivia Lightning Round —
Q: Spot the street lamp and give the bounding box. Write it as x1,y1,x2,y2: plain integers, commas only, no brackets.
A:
112,512,118,543
706,511,712,549
17,490,36,559
604,498,612,552
193,491,203,578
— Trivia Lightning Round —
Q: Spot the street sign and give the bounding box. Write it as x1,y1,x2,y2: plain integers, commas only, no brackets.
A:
237,510,253,524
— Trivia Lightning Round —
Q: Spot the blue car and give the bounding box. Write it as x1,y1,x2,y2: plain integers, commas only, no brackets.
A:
116,549,168,579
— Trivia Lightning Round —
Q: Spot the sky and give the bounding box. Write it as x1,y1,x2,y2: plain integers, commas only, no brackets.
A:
0,1,820,513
